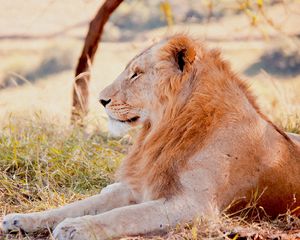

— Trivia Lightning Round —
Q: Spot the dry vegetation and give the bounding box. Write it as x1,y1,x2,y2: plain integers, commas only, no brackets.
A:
0,0,300,239
0,117,126,239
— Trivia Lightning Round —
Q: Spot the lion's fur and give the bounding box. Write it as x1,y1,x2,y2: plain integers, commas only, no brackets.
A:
100,34,300,215
3,34,300,239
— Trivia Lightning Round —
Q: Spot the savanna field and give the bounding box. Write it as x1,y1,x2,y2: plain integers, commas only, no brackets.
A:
1,0,300,239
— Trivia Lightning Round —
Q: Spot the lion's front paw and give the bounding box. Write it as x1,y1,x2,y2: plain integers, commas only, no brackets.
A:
2,213,39,233
53,217,96,240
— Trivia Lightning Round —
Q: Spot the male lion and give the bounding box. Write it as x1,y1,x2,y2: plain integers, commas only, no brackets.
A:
3,34,300,239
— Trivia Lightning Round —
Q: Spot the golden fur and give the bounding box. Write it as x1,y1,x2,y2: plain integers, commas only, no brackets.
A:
3,34,300,240
102,34,300,214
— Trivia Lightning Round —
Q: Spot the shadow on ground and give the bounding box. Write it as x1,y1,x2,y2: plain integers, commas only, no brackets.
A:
244,47,300,77
1,48,74,89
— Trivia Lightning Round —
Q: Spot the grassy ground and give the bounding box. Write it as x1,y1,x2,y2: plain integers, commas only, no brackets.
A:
0,117,126,239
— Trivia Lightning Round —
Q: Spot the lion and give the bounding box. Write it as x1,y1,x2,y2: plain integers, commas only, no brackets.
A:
2,34,300,240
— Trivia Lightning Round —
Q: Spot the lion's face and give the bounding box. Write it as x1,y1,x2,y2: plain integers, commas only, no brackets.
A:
99,35,196,136
98,44,161,136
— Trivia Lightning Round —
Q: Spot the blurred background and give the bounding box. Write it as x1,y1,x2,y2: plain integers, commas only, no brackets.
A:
0,0,299,131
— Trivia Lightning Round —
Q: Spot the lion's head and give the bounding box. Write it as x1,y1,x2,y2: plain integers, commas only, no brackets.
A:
99,35,198,136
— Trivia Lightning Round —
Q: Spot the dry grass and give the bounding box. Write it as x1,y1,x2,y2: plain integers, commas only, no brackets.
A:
0,116,127,240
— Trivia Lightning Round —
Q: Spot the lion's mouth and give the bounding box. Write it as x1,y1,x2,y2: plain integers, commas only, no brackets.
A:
110,116,140,123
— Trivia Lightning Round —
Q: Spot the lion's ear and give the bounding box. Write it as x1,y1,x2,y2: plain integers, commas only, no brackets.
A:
166,35,196,72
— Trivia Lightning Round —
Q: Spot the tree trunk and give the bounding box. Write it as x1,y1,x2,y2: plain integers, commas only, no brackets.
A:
71,0,123,124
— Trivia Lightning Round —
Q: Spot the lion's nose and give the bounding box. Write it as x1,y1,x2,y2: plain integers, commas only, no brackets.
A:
99,99,111,107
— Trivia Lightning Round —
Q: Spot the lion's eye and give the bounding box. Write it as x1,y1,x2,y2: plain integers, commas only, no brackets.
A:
131,72,138,79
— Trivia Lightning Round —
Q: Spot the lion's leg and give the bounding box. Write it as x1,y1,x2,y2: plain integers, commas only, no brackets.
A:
2,183,134,233
53,197,205,240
